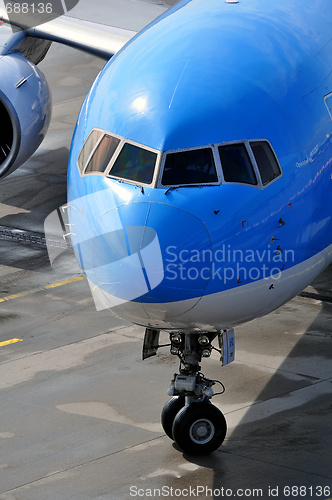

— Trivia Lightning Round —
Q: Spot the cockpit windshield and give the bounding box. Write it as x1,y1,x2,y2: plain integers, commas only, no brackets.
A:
77,129,103,174
77,129,282,189
85,134,120,174
218,143,257,185
108,143,157,184
77,128,158,185
250,141,281,185
161,148,218,186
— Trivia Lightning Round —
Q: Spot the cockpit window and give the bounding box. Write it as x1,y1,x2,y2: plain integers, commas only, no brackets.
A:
108,143,157,184
250,141,281,185
85,134,120,174
77,129,103,174
77,129,282,190
219,143,257,185
161,148,218,186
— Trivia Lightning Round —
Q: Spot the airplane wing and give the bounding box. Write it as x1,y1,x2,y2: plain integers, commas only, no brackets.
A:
1,15,137,59
0,0,170,59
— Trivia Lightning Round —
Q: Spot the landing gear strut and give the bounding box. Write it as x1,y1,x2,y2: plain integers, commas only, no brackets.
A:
164,332,227,455
143,329,233,455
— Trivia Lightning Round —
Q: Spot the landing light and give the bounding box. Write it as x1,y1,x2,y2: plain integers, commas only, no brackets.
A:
171,333,182,345
198,335,210,346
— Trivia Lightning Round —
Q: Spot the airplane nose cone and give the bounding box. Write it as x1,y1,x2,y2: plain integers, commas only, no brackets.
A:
89,202,212,326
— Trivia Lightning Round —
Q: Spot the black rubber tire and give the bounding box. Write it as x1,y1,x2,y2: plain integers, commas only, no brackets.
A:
172,402,227,455
161,396,185,439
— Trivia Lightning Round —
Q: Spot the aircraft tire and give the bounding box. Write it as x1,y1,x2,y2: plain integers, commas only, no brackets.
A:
172,402,227,455
161,396,185,439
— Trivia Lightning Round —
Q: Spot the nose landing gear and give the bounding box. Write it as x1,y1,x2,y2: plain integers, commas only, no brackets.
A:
143,328,234,455
162,332,228,455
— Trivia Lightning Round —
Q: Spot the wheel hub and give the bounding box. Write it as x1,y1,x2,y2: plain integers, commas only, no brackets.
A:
190,418,215,444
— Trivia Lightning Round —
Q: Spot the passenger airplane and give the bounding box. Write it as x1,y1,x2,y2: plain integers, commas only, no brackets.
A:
1,0,332,455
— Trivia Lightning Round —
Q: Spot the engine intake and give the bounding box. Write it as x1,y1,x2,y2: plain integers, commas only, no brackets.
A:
0,52,51,178
0,94,20,176
0,99,13,164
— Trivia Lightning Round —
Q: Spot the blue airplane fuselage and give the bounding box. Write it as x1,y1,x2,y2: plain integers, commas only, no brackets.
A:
67,0,332,330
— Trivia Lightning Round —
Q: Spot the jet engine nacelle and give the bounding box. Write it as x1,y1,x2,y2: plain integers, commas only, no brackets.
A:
0,52,51,178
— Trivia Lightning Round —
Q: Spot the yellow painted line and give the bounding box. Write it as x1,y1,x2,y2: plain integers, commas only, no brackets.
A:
43,277,84,290
0,276,84,303
0,338,23,347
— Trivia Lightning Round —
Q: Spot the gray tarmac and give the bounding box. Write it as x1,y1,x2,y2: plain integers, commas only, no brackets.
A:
0,42,331,500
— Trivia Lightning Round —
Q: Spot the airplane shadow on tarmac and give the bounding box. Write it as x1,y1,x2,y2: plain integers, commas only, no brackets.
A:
182,267,332,499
